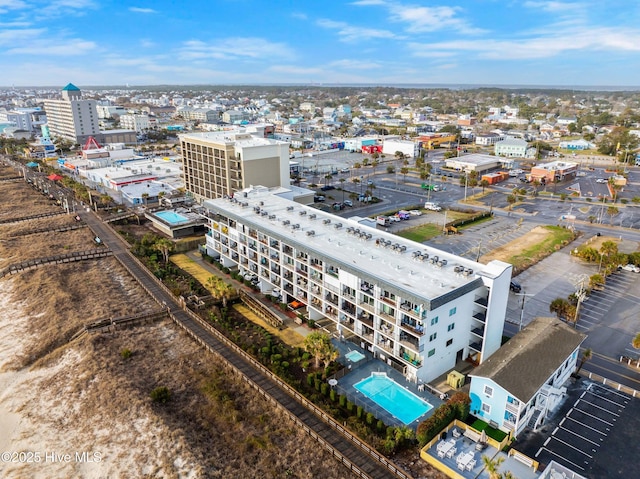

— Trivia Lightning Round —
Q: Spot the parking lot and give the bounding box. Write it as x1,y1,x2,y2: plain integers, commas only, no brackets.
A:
515,380,639,479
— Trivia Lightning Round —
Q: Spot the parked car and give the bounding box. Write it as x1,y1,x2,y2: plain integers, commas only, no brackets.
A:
341,167,350,173
510,281,522,293
408,210,423,216
596,178,607,184
313,195,325,202
621,264,640,273
424,202,442,211
343,199,353,207
320,185,335,191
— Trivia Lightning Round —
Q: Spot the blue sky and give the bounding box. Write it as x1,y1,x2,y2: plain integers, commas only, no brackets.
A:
2,0,640,87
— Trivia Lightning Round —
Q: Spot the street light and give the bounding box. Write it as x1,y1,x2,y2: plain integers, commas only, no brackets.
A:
515,291,535,331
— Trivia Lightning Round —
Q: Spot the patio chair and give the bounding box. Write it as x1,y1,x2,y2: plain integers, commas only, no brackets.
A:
437,449,446,458
457,461,465,471
466,459,476,471
452,428,461,438
446,447,457,459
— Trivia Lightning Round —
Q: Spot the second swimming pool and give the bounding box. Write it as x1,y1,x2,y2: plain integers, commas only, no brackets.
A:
354,372,433,425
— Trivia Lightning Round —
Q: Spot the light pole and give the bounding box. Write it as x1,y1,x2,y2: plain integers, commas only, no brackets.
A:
515,291,535,331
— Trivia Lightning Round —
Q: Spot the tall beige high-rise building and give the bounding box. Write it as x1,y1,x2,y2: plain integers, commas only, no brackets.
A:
179,131,290,202
44,83,100,145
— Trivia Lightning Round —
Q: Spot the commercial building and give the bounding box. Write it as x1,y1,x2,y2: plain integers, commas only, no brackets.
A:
179,131,290,202
444,153,505,174
494,138,528,158
529,161,578,183
475,133,505,146
468,317,585,437
202,187,513,384
120,113,150,132
382,138,419,158
44,83,101,144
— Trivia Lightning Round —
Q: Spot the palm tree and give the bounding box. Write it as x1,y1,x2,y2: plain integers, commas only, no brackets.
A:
607,206,619,225
400,166,409,183
371,158,380,175
339,178,346,202
480,179,490,193
506,194,517,210
153,238,174,264
481,455,504,479
575,348,592,375
632,333,640,355
549,297,569,320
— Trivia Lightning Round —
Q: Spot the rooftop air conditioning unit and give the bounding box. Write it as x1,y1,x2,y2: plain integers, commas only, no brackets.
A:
299,211,307,216
365,234,372,240
241,202,248,207
412,251,421,258
334,223,342,229
309,214,316,219
259,201,264,206
261,211,268,216
399,245,407,252
268,214,276,220
306,230,315,236
282,220,290,226
286,206,294,211
323,219,331,224
292,224,300,229
441,259,447,266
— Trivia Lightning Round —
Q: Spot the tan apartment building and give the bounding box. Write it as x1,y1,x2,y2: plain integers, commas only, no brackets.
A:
179,131,290,202
44,83,100,144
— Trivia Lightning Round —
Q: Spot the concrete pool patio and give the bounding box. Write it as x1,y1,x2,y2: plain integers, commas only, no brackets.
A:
328,338,444,428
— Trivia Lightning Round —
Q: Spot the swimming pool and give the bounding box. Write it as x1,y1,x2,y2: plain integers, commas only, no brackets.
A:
354,373,433,424
155,210,189,224
345,350,366,363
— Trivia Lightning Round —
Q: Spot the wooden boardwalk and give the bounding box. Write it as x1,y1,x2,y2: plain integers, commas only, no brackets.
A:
0,249,113,278
0,210,67,225
6,222,88,238
80,209,411,479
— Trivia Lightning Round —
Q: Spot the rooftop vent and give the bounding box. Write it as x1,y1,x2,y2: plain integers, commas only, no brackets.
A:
241,202,248,207
323,219,331,225
299,210,307,216
292,224,300,230
309,214,316,220
399,245,407,252
268,214,276,220
282,220,290,226
412,251,422,258
286,206,294,211
334,223,342,229
259,201,264,206
306,230,315,236
261,211,268,216
365,233,372,240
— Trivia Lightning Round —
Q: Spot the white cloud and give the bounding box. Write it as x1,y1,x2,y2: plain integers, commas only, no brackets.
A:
6,38,97,56
408,26,640,60
316,19,398,42
129,7,156,14
327,59,382,70
0,28,46,45
291,12,307,20
179,37,296,61
350,0,387,5
523,1,585,12
0,0,28,14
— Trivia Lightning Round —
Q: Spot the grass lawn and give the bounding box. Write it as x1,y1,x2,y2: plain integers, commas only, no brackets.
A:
469,419,508,442
397,223,442,242
506,225,576,270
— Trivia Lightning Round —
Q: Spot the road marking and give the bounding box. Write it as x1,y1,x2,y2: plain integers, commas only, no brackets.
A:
565,416,608,436
585,390,627,408
548,435,593,458
557,425,601,447
573,407,614,426
590,383,633,400
580,398,620,416
538,447,586,470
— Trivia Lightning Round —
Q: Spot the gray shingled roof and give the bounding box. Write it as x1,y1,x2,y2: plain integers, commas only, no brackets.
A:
469,317,586,403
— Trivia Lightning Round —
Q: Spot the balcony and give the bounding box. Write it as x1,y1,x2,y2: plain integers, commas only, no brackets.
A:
360,283,374,296
400,318,425,335
310,297,322,309
296,254,308,262
506,401,520,415
358,313,374,328
284,284,294,294
379,321,394,337
325,294,338,306
311,262,322,270
474,295,489,307
471,326,485,337
379,296,396,307
326,306,338,318
282,245,293,256
341,302,356,317
342,289,356,301
469,341,483,353
359,301,375,314
326,268,339,278
400,348,422,367
378,308,396,322
377,337,394,354
296,269,308,278
399,335,419,353
360,326,374,339
472,311,486,323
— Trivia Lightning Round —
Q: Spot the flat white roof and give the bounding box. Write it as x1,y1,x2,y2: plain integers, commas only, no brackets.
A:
534,160,578,170
446,153,501,166
179,131,287,148
205,188,510,305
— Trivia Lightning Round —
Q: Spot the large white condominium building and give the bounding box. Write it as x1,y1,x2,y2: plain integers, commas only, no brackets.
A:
44,83,100,144
203,188,512,384
179,131,290,202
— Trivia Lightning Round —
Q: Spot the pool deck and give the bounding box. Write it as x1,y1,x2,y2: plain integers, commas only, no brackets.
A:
329,338,444,428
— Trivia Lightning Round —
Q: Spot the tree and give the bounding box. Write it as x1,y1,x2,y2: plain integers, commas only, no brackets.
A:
99,194,112,208
481,455,504,479
549,297,569,320
324,174,333,188
400,167,409,183
600,240,618,258
153,238,174,264
339,178,346,202
575,348,592,375
606,206,619,225
371,158,380,174
386,165,395,174
632,333,640,353
141,192,149,206
506,194,517,210
480,179,490,193
304,331,338,369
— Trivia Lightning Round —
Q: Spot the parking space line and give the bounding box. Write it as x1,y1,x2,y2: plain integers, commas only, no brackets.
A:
589,384,631,401
584,390,627,408
537,447,586,471
579,399,620,416
558,425,601,447
573,407,614,426
565,416,608,436
548,436,593,458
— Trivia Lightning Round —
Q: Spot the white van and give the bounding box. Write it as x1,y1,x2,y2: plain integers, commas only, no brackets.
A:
424,202,442,211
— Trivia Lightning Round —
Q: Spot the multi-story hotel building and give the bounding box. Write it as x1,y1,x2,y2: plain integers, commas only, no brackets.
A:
179,131,290,202
203,187,512,384
44,83,100,144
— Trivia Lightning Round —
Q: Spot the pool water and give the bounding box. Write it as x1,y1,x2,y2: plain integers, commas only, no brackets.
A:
156,210,189,224
354,373,433,424
345,350,366,362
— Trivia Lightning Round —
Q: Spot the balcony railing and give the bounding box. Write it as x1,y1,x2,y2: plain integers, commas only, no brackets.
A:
471,326,485,337
473,311,486,323
474,296,489,307
358,314,373,328
379,296,396,307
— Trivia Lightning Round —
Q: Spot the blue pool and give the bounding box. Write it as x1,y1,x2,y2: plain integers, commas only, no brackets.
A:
354,373,433,424
346,350,366,363
156,210,189,224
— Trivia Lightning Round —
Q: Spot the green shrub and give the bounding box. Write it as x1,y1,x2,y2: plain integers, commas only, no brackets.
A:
377,420,385,432
339,395,347,408
120,348,133,359
281,361,289,369
347,401,355,414
330,389,337,402
150,386,171,404
357,406,364,419
321,383,329,396
302,352,311,361
314,378,321,391
308,319,316,328
366,413,375,425
307,373,316,387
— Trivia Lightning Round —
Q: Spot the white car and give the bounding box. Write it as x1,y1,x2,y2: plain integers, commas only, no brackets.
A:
408,210,423,216
621,264,640,273
596,178,607,184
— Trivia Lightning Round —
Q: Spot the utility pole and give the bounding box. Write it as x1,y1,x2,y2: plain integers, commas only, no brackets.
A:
515,291,535,331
